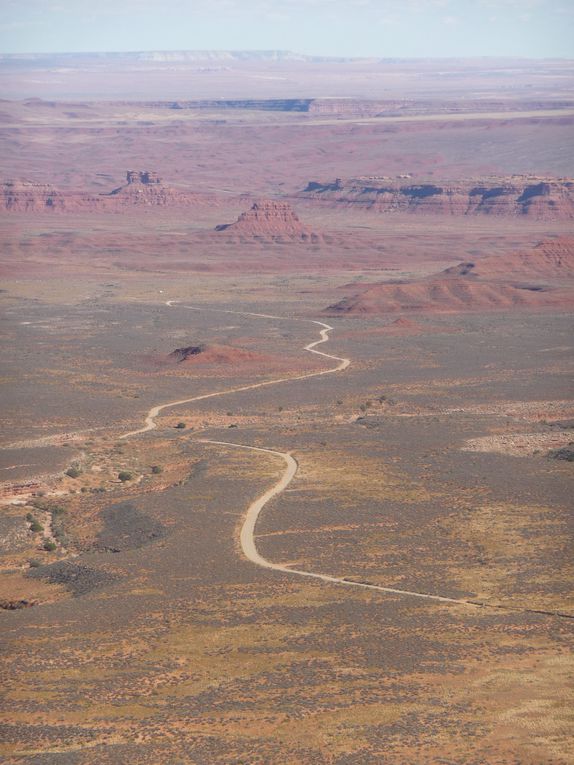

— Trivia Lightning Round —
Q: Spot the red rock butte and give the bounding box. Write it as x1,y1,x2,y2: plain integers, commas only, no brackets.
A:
1,171,212,212
215,200,320,241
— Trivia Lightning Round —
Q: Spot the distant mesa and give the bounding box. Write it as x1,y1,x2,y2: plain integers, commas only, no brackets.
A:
325,238,574,315
300,176,574,220
1,171,211,212
103,170,204,207
1,180,66,212
215,200,321,241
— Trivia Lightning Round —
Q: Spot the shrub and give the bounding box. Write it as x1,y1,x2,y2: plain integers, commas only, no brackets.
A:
26,512,34,522
151,465,163,474
51,505,65,516
548,445,574,462
118,471,133,482
29,559,42,568
65,467,81,479
175,422,186,429
30,521,43,533
43,540,57,552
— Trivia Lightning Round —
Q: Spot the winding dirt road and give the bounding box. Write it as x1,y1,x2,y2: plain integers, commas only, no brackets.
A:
120,303,348,440
122,302,572,620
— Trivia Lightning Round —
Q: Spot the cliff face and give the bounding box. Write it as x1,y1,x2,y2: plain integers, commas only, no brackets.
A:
1,172,211,212
300,177,574,220
215,200,320,241
1,180,67,212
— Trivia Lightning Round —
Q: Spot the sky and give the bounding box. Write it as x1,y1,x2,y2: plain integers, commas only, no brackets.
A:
1,0,573,58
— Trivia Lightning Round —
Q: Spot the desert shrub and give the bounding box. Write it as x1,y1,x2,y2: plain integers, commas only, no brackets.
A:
29,559,42,568
30,521,43,533
65,467,81,479
43,540,57,552
175,422,186,429
151,465,163,474
26,512,34,522
51,505,65,516
548,445,574,462
118,471,133,482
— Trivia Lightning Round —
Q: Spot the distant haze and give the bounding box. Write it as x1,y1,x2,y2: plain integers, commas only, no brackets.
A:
1,0,574,58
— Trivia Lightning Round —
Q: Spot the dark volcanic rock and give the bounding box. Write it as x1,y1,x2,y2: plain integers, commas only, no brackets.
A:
169,345,205,362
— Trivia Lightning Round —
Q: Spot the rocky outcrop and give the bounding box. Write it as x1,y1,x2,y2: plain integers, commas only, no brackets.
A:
169,345,205,362
1,180,67,212
300,176,574,220
167,343,268,365
1,172,212,212
215,200,320,241
103,171,205,207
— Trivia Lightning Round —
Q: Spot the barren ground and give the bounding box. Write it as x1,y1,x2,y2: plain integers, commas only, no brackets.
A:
0,59,573,764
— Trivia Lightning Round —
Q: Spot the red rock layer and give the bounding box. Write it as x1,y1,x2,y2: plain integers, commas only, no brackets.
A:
1,172,212,212
215,200,320,241
301,177,574,220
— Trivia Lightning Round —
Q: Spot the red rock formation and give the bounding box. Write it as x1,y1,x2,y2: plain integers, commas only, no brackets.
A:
443,237,574,281
216,200,320,241
1,180,67,212
104,171,205,207
325,238,574,315
301,177,574,220
1,172,213,212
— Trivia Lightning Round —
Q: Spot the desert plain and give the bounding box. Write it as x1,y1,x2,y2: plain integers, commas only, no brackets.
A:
0,53,573,764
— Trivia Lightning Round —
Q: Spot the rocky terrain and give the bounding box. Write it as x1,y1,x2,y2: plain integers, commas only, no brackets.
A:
300,176,574,220
326,237,574,315
215,199,320,241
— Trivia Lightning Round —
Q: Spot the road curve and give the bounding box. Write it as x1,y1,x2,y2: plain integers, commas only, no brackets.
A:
199,439,573,619
120,304,349,439
122,302,572,620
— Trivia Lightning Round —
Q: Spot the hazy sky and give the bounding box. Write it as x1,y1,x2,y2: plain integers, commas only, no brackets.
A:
1,0,573,58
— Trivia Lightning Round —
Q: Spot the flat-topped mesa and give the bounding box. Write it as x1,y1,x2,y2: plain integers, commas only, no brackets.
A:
215,199,320,241
300,176,574,220
1,180,66,212
1,173,211,211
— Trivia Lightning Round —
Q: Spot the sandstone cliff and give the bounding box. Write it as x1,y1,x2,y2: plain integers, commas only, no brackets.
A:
301,176,574,220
